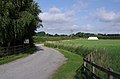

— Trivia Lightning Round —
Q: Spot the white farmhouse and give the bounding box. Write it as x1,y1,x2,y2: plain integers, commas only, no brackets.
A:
88,37,98,40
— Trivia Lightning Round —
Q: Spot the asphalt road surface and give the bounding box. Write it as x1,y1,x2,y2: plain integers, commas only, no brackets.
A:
0,44,66,79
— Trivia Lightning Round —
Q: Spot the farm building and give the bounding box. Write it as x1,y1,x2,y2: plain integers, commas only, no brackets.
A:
88,37,99,40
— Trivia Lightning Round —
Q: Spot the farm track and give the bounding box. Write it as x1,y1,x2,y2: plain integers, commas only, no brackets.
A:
0,44,66,79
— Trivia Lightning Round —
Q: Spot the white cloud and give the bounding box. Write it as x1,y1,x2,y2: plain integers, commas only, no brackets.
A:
66,0,88,16
39,7,76,25
38,6,78,34
39,0,88,25
95,8,120,23
49,7,61,13
72,0,88,11
45,24,97,34
37,23,97,34
38,1,120,34
63,24,94,31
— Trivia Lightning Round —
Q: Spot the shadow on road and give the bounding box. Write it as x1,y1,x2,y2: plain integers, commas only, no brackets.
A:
35,45,44,51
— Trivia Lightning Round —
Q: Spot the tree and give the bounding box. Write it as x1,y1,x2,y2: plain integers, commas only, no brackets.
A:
36,31,46,36
0,0,42,47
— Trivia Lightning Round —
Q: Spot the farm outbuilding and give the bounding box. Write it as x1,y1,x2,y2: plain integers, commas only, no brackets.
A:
88,37,99,40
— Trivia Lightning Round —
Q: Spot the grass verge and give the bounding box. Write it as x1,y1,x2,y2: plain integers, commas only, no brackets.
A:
52,49,83,79
0,54,29,65
0,46,37,65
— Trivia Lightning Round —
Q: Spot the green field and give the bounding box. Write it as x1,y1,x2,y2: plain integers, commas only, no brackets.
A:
45,39,120,73
64,39,120,53
62,39,120,72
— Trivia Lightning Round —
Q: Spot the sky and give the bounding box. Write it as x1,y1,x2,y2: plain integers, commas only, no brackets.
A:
34,0,120,34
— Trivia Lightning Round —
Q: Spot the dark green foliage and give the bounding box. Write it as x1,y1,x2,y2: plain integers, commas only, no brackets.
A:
36,31,46,36
35,32,68,37
75,32,95,38
97,36,120,39
74,32,120,39
0,0,42,47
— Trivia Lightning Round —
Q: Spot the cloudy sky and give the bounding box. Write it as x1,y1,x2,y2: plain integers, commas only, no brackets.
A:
34,0,120,34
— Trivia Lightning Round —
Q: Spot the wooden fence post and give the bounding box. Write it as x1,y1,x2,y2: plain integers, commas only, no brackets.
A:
88,54,90,61
84,61,86,71
91,53,94,62
108,68,113,79
92,62,95,74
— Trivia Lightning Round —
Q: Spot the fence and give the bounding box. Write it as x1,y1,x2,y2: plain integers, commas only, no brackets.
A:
0,44,29,57
83,53,120,79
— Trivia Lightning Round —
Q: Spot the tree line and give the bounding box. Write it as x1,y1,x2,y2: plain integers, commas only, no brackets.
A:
36,31,120,39
0,0,42,47
75,32,120,39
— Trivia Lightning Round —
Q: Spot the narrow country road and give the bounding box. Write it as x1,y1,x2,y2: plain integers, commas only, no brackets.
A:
0,44,66,79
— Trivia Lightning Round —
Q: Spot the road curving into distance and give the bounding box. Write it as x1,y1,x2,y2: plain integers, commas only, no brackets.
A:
0,44,66,79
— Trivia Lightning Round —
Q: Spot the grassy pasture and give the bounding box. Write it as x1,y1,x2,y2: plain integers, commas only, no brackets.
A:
44,38,120,78
58,39,120,73
64,39,120,51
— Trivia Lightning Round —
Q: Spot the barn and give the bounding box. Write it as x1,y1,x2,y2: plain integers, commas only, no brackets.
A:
88,37,99,40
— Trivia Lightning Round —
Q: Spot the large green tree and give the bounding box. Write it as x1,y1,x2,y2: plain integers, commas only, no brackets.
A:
0,0,42,46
